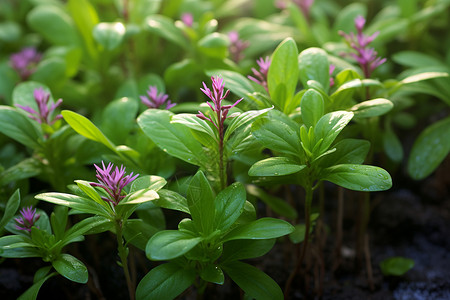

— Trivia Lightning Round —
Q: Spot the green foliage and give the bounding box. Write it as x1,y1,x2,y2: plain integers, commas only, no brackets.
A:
380,256,415,276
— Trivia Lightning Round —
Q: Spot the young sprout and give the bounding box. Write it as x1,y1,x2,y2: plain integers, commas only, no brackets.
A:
196,76,243,189
14,206,40,232
140,85,176,109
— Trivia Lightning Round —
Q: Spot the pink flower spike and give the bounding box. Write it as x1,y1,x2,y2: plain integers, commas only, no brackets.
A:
90,161,139,206
17,87,63,125
181,13,193,27
140,85,176,110
10,47,42,81
248,56,271,93
228,31,250,63
14,206,40,232
339,15,386,78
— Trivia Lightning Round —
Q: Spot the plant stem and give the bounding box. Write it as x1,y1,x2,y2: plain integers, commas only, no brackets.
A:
364,233,375,290
115,219,135,300
333,187,344,271
217,110,226,191
284,181,314,298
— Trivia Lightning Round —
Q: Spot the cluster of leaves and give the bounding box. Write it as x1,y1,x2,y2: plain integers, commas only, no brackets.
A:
0,0,449,299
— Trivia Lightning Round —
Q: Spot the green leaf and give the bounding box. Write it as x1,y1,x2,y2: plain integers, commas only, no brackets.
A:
322,164,392,191
119,189,159,205
251,111,301,158
130,175,167,193
136,263,196,300
171,113,217,141
62,216,112,247
137,109,206,167
268,38,299,113
408,116,450,180
0,235,40,258
222,261,283,300
62,110,116,151
101,97,139,145
93,22,126,51
31,57,67,89
316,139,370,167
300,89,324,128
224,107,273,142
246,185,297,219
314,111,353,155
27,5,80,46
198,33,229,59
249,157,306,177
17,271,57,300
187,171,215,235
221,239,276,263
383,127,403,163
0,106,42,148
145,15,189,49
223,217,294,242
52,254,88,283
75,180,106,207
153,189,189,214
214,182,246,232
146,230,202,260
380,257,415,276
400,72,448,84
123,219,159,251
350,99,394,118
35,192,111,217
50,206,68,240
331,79,383,101
392,51,442,68
298,47,330,92
200,264,224,284
0,157,42,186
0,189,20,230
67,0,99,62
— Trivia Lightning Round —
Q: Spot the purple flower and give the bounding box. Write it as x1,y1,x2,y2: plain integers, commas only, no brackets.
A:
140,86,176,110
248,56,271,93
339,15,386,78
14,206,40,233
329,64,336,87
16,87,63,125
197,76,242,131
10,47,42,81
228,31,250,63
90,161,139,206
181,13,193,27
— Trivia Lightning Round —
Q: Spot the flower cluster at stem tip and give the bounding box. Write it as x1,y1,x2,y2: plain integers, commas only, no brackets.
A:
228,31,249,63
196,76,242,130
339,15,386,78
10,47,42,81
14,206,40,233
248,56,271,93
16,87,63,125
90,162,139,206
140,85,176,109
